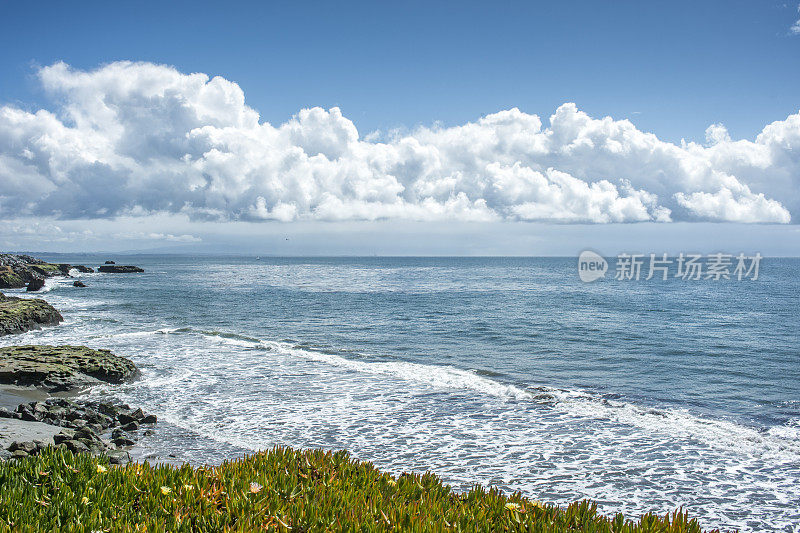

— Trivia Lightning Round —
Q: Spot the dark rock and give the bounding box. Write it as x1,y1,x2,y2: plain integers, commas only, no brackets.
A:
65,408,86,422
85,423,104,434
108,450,131,464
10,450,29,459
25,279,45,292
104,260,116,264
97,265,144,273
112,436,135,447
64,440,90,454
94,414,113,428
75,428,101,443
141,414,157,424
0,407,13,418
53,429,76,445
87,443,107,454
130,408,145,421
46,406,66,419
111,428,129,440
73,281,87,287
8,441,37,454
117,413,136,425
121,421,139,432
72,265,94,273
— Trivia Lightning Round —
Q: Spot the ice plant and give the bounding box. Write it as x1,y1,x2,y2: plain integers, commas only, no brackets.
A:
0,446,715,532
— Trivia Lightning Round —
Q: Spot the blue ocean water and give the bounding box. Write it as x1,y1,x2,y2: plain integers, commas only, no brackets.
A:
2,255,798,531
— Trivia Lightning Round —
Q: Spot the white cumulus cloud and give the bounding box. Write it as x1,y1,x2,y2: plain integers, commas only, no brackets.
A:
0,61,796,224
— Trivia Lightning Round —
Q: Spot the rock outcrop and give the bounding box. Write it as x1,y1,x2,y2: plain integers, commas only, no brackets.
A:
0,294,63,335
0,253,94,288
26,279,45,292
73,280,87,287
0,345,139,391
97,265,144,273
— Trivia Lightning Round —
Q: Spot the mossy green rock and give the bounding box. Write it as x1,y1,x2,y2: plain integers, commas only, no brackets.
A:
27,264,62,276
0,345,139,391
0,267,24,288
0,294,63,336
0,254,93,288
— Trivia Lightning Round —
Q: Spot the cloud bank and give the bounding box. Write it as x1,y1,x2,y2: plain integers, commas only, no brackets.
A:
0,61,797,224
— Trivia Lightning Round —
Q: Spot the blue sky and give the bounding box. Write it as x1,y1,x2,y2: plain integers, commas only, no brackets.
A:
2,0,798,143
0,0,799,254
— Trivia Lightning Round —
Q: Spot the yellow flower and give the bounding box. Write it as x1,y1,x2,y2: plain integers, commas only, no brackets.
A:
183,484,194,491
96,464,107,473
81,496,90,505
388,479,397,486
505,502,521,512
531,500,545,509
160,486,172,495
249,482,263,494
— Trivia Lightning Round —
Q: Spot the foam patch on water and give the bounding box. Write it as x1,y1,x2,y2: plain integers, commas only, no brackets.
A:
147,326,800,462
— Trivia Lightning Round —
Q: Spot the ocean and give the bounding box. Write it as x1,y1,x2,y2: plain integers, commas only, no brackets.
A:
2,255,798,531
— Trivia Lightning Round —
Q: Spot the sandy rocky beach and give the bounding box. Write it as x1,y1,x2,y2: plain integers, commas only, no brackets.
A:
0,253,154,464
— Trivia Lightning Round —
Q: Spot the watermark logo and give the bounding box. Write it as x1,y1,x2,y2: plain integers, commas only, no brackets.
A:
578,250,608,282
578,251,762,282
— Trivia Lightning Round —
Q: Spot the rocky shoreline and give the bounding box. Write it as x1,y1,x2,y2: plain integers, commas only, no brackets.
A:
0,252,144,290
0,398,157,463
0,343,153,464
0,253,156,465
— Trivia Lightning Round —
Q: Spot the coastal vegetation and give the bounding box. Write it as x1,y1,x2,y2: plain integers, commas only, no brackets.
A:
0,446,712,532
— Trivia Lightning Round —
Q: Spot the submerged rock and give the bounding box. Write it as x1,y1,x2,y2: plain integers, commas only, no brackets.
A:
98,265,144,273
0,294,63,336
73,280,87,287
0,345,138,391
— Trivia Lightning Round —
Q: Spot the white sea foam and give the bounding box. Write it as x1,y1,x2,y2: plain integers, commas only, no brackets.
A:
152,326,800,466
59,324,800,532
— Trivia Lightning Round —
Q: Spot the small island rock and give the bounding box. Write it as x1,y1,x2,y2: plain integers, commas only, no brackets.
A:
98,265,144,273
